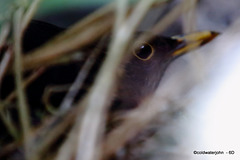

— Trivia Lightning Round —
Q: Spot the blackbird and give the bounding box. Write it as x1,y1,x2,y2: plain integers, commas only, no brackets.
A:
0,20,218,115
0,20,219,157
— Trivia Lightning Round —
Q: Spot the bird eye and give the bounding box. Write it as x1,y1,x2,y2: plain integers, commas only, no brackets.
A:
133,42,154,61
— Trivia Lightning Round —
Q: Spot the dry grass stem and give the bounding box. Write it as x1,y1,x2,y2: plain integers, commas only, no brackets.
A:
2,0,236,160
21,1,163,71
54,99,88,160
100,0,214,157
102,96,165,157
102,18,240,159
0,49,12,85
0,23,10,50
27,108,80,160
22,4,115,70
75,1,156,160
22,16,113,70
22,0,43,31
114,0,128,32
182,0,197,33
53,3,115,43
13,7,31,159
152,0,194,34
55,121,80,160
59,36,108,112
5,67,45,102
0,142,20,158
0,109,19,140
135,0,195,48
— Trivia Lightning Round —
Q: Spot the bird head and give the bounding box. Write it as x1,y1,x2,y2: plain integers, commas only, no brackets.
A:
114,31,218,110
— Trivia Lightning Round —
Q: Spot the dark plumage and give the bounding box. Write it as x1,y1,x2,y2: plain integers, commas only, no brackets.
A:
0,20,218,114
113,36,180,110
0,20,218,158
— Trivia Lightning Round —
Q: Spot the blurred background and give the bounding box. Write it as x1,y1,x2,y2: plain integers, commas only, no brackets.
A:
1,0,240,34
1,0,239,32
30,0,240,33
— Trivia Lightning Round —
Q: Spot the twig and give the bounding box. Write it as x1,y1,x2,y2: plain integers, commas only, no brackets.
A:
152,0,194,34
5,67,45,103
21,1,163,71
0,49,18,141
24,40,108,159
27,104,84,160
59,36,108,112
0,49,12,85
22,4,115,70
22,17,113,70
13,8,31,159
0,109,19,140
182,0,197,33
54,37,111,159
53,3,115,43
114,0,128,32
0,142,20,159
75,1,156,160
0,22,10,50
101,0,200,157
22,0,43,31
102,96,165,158
133,0,194,51
42,84,71,114
54,118,80,160
54,27,112,160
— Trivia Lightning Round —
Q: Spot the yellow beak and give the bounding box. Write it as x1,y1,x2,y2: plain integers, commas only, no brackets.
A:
171,31,219,57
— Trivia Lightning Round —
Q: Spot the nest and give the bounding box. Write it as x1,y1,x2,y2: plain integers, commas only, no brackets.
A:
1,0,240,160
